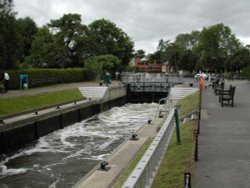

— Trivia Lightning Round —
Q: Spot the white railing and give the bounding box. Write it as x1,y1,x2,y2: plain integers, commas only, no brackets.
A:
122,108,176,188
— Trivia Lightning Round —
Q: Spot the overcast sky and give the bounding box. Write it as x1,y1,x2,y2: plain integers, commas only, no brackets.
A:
14,0,250,54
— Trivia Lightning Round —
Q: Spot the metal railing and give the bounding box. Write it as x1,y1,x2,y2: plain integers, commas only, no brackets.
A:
121,72,184,85
122,108,176,188
155,89,174,118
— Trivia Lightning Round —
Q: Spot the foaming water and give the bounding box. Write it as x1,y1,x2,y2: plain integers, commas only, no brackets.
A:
0,103,158,188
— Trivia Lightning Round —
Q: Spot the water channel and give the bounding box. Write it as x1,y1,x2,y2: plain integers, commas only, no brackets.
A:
0,103,158,188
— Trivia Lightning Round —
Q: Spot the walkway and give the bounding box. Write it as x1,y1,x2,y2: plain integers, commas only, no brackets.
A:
195,80,250,188
0,81,120,99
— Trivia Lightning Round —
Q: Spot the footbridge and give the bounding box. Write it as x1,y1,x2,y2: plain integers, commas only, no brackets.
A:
121,72,184,102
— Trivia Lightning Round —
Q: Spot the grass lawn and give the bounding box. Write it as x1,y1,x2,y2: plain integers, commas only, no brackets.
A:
0,89,85,116
152,91,199,188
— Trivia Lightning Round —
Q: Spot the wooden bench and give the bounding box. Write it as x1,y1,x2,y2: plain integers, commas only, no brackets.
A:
219,86,236,107
214,81,225,95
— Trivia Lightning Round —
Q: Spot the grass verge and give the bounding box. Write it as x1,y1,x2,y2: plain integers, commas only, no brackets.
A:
0,89,85,116
152,91,199,188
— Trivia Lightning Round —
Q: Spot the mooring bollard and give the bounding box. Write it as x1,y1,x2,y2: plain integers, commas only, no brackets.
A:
174,108,181,144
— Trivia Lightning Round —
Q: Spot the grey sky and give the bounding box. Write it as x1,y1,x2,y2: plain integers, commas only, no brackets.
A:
14,0,250,53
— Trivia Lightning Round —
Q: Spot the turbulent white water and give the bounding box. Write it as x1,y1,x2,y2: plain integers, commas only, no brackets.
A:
0,103,158,188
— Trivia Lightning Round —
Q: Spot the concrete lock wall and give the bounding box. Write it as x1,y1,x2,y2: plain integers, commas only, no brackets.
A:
0,86,127,155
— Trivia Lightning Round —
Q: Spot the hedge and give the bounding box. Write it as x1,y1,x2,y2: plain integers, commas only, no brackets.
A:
0,68,95,89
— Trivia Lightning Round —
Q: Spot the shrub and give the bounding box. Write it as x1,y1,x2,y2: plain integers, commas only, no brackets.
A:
0,68,95,89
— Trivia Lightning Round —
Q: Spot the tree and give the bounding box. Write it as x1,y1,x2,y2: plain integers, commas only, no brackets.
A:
150,39,170,64
0,0,14,17
87,19,134,66
174,32,200,72
24,26,55,68
164,43,184,72
134,49,145,58
48,13,88,68
179,49,197,72
195,23,242,72
0,0,22,69
84,54,121,78
226,47,250,72
17,17,38,62
175,31,200,50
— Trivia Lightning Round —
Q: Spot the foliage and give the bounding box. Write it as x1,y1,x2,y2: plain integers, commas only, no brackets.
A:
164,43,184,72
85,54,121,78
151,39,170,64
226,47,250,72
0,0,22,69
24,26,55,68
0,0,14,16
195,23,242,72
175,31,200,50
1,1,249,75
242,65,250,80
16,17,38,62
134,49,145,58
87,19,134,66
47,13,88,68
0,89,84,116
0,68,95,89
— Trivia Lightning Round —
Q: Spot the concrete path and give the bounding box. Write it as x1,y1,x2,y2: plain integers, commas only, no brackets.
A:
195,80,250,188
0,81,121,99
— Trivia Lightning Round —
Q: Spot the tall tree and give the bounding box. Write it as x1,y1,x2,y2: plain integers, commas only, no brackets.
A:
195,23,242,72
134,49,145,58
226,47,250,72
150,39,170,64
175,31,200,50
87,19,134,66
85,54,121,78
0,0,22,69
17,17,38,62
164,43,184,72
48,13,88,68
24,26,55,68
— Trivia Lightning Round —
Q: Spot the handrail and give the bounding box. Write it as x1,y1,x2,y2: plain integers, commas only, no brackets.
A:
122,108,176,188
155,89,173,118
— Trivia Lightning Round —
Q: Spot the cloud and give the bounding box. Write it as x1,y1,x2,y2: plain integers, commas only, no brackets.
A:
14,0,250,53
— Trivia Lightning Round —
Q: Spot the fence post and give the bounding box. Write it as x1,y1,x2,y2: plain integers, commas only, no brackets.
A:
174,108,181,144
194,130,198,161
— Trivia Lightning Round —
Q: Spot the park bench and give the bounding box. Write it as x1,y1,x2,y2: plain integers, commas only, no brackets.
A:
219,85,236,107
214,81,225,95
31,78,60,87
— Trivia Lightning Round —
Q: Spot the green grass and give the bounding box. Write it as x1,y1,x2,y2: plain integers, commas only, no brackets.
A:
112,138,153,188
0,89,85,116
178,91,199,117
152,121,196,188
151,91,199,188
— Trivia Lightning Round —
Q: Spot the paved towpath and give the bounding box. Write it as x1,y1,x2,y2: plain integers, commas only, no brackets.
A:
0,81,120,99
195,80,250,188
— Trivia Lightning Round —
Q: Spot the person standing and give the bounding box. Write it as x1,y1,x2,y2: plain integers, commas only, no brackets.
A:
3,72,10,92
